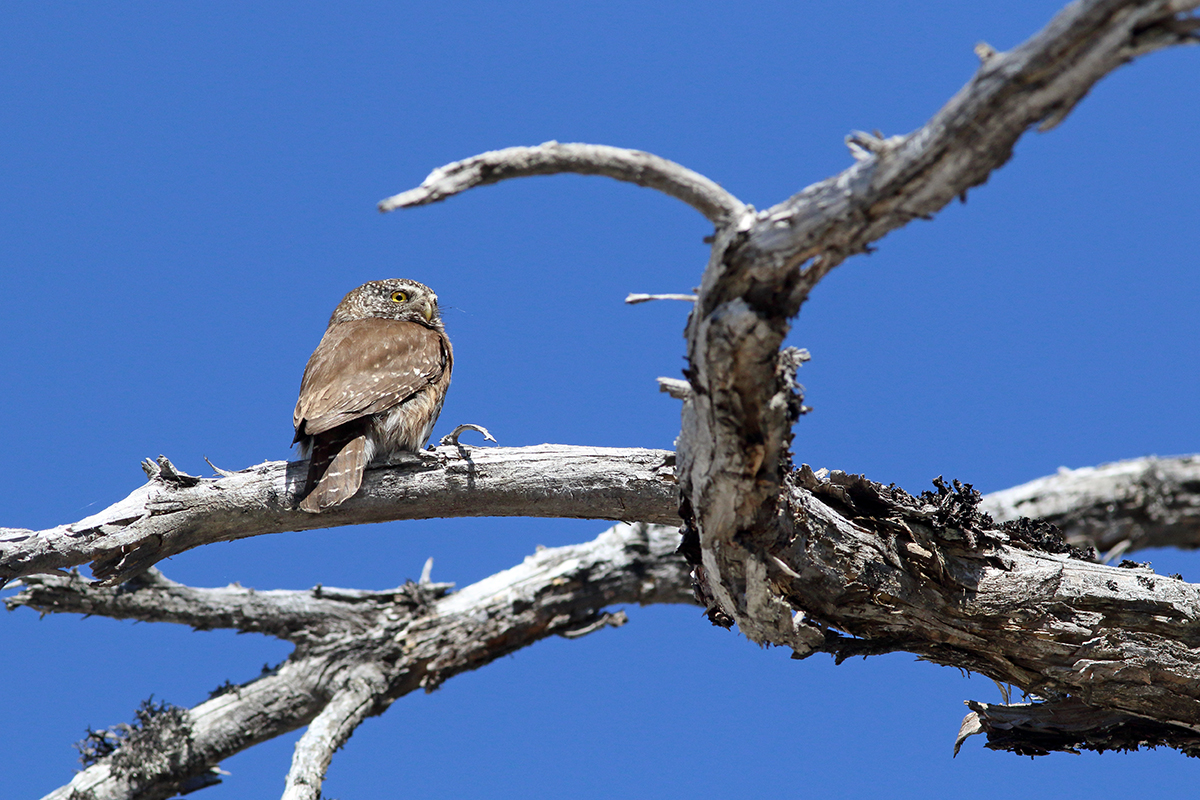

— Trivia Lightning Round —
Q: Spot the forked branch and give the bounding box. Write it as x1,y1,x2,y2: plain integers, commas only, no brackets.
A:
674,0,1200,688
24,523,692,800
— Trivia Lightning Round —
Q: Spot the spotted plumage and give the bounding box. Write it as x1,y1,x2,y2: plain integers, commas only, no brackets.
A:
293,279,452,512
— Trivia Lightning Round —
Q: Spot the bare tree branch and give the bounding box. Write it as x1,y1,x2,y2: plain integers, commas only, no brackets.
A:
378,141,748,225
5,567,453,645
14,450,1200,788
11,2,1200,786
625,293,698,304
676,0,1200,662
0,444,677,587
955,697,1200,758
982,454,1200,557
784,471,1200,717
281,664,386,800
27,523,691,800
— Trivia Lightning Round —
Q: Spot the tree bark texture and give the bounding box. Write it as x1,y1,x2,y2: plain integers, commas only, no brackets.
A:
0,445,677,587
6,1,1200,796
11,523,691,800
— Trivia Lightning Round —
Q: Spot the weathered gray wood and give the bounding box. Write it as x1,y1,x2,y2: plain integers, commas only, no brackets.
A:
9,2,1200,794
379,141,747,225
0,444,678,586
20,523,692,800
675,0,1200,657
775,471,1200,720
281,664,386,800
983,454,1200,557
955,697,1200,757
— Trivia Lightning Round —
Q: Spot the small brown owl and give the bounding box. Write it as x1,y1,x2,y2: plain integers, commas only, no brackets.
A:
293,279,452,512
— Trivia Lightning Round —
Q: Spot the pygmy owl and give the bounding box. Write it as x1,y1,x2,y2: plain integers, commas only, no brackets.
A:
293,279,453,512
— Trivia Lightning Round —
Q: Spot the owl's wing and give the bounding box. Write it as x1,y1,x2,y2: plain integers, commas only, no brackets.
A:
294,318,450,438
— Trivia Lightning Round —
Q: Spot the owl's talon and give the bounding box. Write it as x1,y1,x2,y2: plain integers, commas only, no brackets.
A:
440,424,497,447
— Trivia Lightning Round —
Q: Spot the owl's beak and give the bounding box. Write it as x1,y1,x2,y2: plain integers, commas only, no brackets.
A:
422,300,433,322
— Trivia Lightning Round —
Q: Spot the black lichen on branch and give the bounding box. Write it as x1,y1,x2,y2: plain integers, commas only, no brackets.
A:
963,698,1200,758
1001,516,1095,561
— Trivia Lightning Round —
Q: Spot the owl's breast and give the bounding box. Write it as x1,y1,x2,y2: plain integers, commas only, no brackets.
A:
368,386,448,456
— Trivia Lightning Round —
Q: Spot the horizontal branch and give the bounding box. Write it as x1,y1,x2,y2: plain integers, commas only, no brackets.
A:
0,444,678,587
16,451,1200,779
721,468,1200,732
956,697,1200,757
982,455,1200,556
378,141,748,225
5,567,454,646
36,523,692,800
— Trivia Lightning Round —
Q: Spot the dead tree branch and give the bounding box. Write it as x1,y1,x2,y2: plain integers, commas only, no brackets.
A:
676,0,1200,714
15,523,692,800
0,444,677,587
766,471,1200,722
956,697,1200,758
983,454,1200,557
366,0,1200,678
281,664,386,800
378,141,748,225
8,1,1199,789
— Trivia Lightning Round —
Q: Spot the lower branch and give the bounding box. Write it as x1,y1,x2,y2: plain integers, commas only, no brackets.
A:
30,523,691,799
0,444,678,586
956,698,1200,757
688,466,1200,744
281,665,386,800
5,567,454,646
45,659,330,800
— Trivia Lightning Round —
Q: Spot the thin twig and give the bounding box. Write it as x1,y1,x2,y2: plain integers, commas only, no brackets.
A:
625,293,698,304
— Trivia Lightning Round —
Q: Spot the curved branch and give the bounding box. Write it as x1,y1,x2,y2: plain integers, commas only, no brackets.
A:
678,0,1200,652
378,141,748,226
37,523,692,800
0,444,678,587
982,455,1200,556
281,664,385,800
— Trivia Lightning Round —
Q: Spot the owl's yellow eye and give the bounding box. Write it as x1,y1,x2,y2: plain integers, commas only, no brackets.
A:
391,291,407,303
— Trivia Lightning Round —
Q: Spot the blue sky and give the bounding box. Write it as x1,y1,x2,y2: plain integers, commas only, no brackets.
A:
3,2,1198,797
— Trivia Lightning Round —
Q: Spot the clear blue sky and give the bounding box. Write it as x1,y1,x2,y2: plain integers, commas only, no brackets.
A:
3,2,1198,797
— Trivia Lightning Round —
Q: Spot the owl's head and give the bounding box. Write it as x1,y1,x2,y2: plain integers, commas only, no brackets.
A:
329,279,444,330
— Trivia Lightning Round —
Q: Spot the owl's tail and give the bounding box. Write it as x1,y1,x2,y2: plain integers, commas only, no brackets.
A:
299,430,371,513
